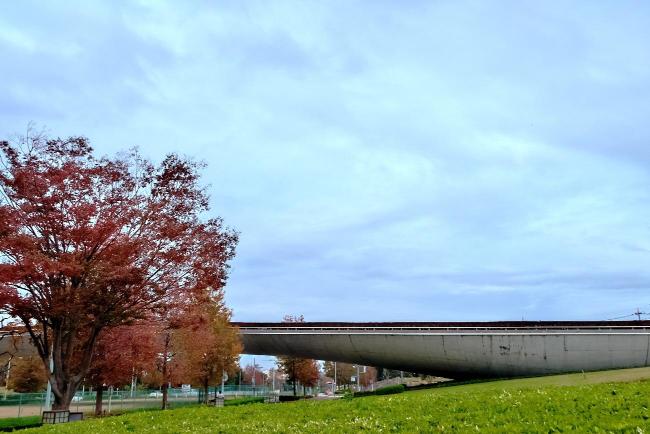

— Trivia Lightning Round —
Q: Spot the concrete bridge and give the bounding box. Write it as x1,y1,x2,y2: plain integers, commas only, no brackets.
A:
235,321,650,379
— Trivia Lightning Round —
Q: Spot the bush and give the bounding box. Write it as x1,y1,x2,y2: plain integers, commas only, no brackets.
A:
225,397,264,406
0,415,41,431
7,357,47,393
278,395,301,402
354,384,405,397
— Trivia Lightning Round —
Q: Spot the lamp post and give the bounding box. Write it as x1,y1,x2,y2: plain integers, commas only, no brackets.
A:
356,365,360,391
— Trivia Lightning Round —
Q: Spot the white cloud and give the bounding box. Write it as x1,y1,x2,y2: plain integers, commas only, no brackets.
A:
2,0,650,322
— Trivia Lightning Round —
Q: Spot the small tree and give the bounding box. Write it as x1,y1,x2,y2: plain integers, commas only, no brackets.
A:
323,361,355,388
86,323,158,415
174,290,241,404
7,356,47,392
242,363,266,387
360,367,377,388
0,133,238,409
295,359,320,395
276,315,320,396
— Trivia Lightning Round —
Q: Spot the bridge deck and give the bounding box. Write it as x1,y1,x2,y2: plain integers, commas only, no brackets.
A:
234,320,650,332
235,321,650,377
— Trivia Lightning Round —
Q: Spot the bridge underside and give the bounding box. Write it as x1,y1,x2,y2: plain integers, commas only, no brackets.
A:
235,321,650,379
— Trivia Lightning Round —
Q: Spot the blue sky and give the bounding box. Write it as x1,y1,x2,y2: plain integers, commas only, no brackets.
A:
2,1,650,323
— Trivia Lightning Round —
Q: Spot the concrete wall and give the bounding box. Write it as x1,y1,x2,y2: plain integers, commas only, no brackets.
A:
240,330,650,378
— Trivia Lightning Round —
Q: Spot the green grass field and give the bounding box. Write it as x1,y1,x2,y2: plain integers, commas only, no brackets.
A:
0,415,41,430
23,368,650,433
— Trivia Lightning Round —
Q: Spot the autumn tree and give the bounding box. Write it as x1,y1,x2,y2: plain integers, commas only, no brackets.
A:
323,361,355,388
276,315,320,396
242,362,266,386
147,284,239,409
7,356,48,392
0,133,238,410
173,289,241,405
359,367,377,388
86,323,158,415
295,359,320,395
151,290,192,410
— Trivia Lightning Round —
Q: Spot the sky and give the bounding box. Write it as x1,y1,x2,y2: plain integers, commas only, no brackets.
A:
2,1,650,324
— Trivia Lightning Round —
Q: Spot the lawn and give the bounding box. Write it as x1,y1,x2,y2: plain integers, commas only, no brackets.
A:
0,415,41,431
23,368,650,433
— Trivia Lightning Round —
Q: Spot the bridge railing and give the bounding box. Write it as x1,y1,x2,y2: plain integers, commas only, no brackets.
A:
237,325,650,332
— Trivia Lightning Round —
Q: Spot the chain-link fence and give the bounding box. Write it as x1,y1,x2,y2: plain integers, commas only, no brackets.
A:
0,383,333,420
0,388,199,419
197,383,327,402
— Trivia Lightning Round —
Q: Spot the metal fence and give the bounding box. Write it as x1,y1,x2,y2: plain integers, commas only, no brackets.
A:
0,388,200,419
0,384,332,419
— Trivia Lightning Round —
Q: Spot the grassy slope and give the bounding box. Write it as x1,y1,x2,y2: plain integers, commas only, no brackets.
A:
429,366,650,393
25,367,650,433
0,415,41,430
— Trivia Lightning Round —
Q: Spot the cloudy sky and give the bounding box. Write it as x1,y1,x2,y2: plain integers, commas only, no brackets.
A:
2,1,650,323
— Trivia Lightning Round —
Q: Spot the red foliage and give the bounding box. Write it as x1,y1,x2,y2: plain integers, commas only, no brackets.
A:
242,363,267,386
0,133,238,409
87,322,159,414
87,323,159,389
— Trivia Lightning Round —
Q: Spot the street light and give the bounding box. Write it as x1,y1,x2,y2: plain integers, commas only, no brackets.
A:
352,365,366,392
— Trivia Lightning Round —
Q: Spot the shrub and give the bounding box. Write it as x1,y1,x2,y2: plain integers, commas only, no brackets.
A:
279,395,301,402
354,384,405,397
7,357,47,393
225,397,264,406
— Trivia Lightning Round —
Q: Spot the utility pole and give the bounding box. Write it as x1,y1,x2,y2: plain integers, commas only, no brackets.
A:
333,362,337,393
44,348,53,410
252,357,256,394
4,360,10,400
635,308,646,321
130,367,136,398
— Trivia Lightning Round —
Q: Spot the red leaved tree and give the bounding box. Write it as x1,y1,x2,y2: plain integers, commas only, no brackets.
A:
0,133,238,410
242,362,267,386
152,288,197,410
87,322,159,415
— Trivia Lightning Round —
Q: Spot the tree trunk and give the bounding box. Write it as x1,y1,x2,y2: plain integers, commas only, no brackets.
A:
95,386,104,416
292,361,297,396
52,380,80,411
203,378,209,404
28,323,101,412
162,383,169,410
161,332,170,410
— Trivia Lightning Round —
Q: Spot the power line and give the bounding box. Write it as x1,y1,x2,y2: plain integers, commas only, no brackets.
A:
606,308,649,321
606,313,636,321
